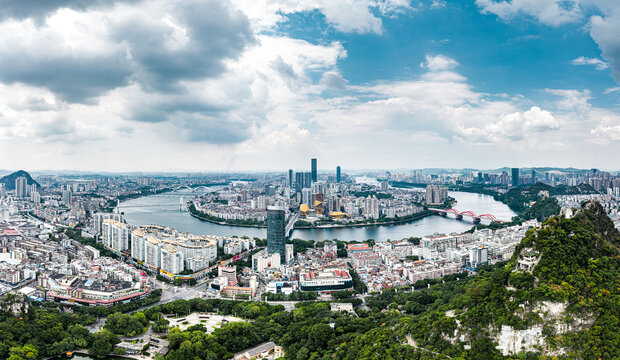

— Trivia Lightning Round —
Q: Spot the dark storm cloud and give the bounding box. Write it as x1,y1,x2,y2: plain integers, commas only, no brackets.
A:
0,54,133,103
0,0,138,21
112,0,254,93
0,0,253,103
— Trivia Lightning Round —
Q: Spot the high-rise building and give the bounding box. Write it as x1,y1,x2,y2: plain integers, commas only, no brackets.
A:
0,183,6,197
426,185,448,205
304,172,312,188
15,177,27,198
102,219,129,252
288,169,294,189
336,166,341,183
511,168,519,187
62,190,72,205
295,172,303,193
531,169,536,184
267,206,286,263
311,158,317,183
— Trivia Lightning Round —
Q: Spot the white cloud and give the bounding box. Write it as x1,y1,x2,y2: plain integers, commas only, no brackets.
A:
475,0,582,27
420,54,459,71
230,0,413,34
604,86,620,94
572,56,609,70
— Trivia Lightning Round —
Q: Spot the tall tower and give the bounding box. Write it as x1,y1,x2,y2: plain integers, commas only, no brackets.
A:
288,169,294,189
311,158,317,183
531,169,536,184
336,166,341,183
511,168,519,187
267,206,286,263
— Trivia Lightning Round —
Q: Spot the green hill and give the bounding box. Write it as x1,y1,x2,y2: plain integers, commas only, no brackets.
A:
406,200,620,359
0,170,40,190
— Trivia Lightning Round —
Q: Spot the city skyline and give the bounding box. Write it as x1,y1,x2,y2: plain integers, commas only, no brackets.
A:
0,0,619,171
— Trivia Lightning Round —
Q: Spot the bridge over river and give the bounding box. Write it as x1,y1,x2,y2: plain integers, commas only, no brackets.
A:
428,208,504,223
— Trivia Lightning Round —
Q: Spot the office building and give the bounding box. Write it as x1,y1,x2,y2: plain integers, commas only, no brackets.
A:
336,166,341,183
0,183,5,197
267,206,286,263
15,177,27,198
304,172,312,188
295,172,303,193
531,169,536,183
288,169,294,189
311,158,317,182
512,168,519,187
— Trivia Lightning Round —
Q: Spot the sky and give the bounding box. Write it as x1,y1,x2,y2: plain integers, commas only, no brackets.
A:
0,0,619,173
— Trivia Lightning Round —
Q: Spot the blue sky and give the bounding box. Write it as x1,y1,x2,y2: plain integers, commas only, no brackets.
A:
279,1,617,107
0,0,619,171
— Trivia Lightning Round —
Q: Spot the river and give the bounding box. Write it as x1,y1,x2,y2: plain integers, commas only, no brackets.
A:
119,186,515,242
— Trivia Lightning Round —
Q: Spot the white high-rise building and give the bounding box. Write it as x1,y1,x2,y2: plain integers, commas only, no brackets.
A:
15,177,27,198
161,244,184,275
93,213,123,235
144,236,162,269
131,229,146,262
0,183,5,197
102,219,129,252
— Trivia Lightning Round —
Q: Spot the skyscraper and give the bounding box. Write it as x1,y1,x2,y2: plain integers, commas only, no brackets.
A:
267,206,286,263
336,166,341,183
15,177,27,198
288,169,294,189
295,172,303,193
511,168,519,187
311,158,317,183
304,172,312,188
531,169,536,184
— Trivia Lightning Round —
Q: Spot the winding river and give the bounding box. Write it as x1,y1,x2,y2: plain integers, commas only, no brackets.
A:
119,185,515,242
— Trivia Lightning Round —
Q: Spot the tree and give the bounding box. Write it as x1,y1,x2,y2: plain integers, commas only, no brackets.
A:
89,330,120,359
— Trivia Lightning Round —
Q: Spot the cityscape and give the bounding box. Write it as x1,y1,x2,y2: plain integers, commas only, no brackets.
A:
1,1,620,360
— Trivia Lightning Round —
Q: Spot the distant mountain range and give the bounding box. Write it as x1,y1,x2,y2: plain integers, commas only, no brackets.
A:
0,170,40,190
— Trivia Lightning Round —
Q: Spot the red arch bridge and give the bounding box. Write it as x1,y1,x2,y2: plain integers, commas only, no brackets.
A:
428,208,503,223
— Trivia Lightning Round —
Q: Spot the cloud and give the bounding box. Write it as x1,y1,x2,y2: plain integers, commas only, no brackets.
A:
589,9,620,83
0,0,254,103
545,88,592,114
475,0,582,27
0,0,137,21
420,54,459,71
571,56,609,70
230,0,413,35
604,86,620,94
320,71,348,90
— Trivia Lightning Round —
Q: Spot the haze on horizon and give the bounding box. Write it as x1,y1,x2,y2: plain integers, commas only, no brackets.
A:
0,0,619,172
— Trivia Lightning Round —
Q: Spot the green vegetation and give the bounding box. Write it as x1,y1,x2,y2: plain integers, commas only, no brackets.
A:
0,295,119,359
262,292,318,301
0,170,40,190
104,312,149,336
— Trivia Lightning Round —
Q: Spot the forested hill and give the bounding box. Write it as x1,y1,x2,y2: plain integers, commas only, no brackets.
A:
0,170,39,190
406,200,620,359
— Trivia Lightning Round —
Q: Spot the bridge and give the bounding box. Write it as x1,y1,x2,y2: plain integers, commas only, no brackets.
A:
286,212,299,237
428,208,502,223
